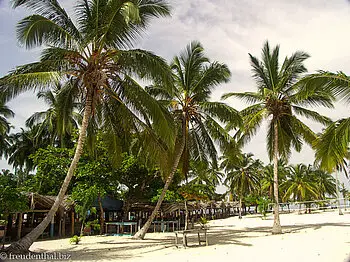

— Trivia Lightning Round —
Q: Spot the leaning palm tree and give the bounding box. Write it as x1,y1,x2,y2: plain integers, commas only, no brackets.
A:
0,99,14,157
223,153,261,218
133,41,241,239
0,0,173,252
222,41,334,234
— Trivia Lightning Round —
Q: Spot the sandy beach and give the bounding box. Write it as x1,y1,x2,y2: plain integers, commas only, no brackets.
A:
22,210,350,262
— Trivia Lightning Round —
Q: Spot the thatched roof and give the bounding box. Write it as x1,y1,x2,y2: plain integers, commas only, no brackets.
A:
130,201,239,214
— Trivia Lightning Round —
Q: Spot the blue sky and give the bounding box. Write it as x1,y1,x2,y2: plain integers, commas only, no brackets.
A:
1,0,350,187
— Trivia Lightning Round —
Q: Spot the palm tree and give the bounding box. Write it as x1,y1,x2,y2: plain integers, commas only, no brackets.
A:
7,126,50,172
312,169,336,200
26,84,81,147
223,153,261,218
0,0,173,252
281,164,318,213
133,41,241,239
261,160,289,200
222,41,334,234
188,160,223,193
301,71,350,173
0,99,14,157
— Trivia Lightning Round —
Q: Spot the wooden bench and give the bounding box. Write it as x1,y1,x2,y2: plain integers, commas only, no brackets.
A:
174,228,208,248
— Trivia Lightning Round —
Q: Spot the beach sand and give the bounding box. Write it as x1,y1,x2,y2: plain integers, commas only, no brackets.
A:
25,210,350,262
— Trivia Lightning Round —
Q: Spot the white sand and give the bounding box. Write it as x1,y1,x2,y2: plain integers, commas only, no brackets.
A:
27,210,350,262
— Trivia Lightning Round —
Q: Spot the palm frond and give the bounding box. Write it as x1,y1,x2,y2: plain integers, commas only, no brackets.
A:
199,101,242,128
300,71,350,104
116,49,173,89
292,106,332,126
221,91,263,104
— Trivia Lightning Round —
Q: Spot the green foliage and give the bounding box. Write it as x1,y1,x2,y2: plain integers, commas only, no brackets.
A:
224,153,262,198
118,153,165,203
86,219,100,231
151,189,181,203
69,235,81,245
178,184,211,201
198,217,208,228
29,146,72,195
71,185,99,223
301,71,350,172
25,86,80,148
0,98,14,157
257,197,271,218
244,195,259,207
0,169,28,218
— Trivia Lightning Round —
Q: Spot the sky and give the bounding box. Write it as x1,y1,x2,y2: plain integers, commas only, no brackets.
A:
0,0,350,188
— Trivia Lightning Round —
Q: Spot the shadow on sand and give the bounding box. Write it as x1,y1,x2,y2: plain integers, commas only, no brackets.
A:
30,220,350,261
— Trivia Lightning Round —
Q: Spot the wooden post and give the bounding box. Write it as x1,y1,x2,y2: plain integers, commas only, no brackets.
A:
62,212,66,237
17,213,23,240
50,215,54,238
58,210,62,237
71,211,75,236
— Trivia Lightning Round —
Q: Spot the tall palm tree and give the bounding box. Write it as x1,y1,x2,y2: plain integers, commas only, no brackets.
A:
26,84,81,147
222,41,334,234
0,99,14,157
133,41,241,239
223,153,261,218
0,0,173,252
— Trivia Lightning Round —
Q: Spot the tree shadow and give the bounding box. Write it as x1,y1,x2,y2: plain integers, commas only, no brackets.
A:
28,220,350,260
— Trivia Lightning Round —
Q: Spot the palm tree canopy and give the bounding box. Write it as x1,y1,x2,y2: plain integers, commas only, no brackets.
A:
222,41,334,160
25,83,81,146
0,98,14,156
147,41,242,178
0,0,175,151
223,153,262,197
301,71,350,172
281,164,318,202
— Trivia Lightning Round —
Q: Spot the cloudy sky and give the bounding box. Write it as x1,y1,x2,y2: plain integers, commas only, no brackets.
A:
1,0,350,186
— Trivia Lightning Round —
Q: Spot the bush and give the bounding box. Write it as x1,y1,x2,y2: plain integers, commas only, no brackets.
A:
198,216,208,228
69,235,81,245
86,219,100,231
257,197,271,219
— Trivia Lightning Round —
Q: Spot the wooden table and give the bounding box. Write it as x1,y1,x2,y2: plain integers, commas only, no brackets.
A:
152,220,179,233
105,222,137,235
174,228,208,248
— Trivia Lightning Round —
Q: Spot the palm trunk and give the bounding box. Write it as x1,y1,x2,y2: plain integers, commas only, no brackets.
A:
272,121,282,234
98,192,105,235
6,89,93,253
132,117,186,240
184,200,189,230
335,171,343,215
238,195,242,219
80,221,85,237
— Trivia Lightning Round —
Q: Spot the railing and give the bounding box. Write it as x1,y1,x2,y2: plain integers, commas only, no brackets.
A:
267,198,349,212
